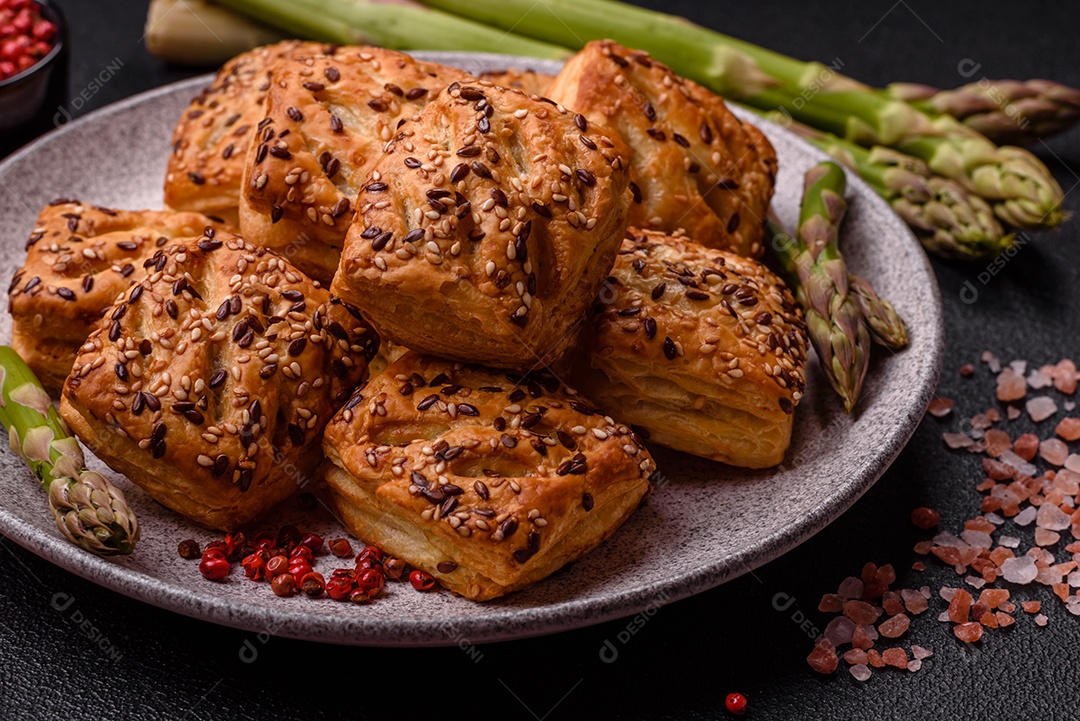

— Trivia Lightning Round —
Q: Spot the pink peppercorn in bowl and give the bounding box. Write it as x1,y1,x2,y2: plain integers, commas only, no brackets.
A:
0,0,67,141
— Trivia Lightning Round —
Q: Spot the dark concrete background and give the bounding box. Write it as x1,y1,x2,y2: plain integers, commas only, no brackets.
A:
1,2,1077,718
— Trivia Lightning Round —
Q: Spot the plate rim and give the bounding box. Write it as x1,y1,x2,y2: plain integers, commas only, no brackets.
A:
0,54,945,646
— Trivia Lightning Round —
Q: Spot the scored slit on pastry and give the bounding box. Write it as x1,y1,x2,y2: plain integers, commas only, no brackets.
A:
7,200,231,392
239,47,472,283
331,79,633,370
165,40,331,223
576,229,809,468
322,352,655,601
546,40,778,257
59,230,378,530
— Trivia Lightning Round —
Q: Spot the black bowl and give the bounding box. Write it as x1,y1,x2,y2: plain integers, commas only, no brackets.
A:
0,0,68,152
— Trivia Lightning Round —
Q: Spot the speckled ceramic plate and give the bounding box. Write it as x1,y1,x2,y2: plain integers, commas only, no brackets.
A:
0,52,943,646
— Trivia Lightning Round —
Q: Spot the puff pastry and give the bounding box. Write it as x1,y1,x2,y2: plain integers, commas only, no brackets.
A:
546,41,778,257
59,230,378,530
8,201,230,392
322,352,655,600
164,40,328,223
478,68,555,97
239,47,470,283
576,229,808,468
332,79,632,370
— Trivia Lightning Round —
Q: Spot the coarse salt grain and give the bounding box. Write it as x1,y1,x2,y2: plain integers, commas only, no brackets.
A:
1041,438,1069,466
1000,556,1038,584
996,368,1026,401
1037,502,1071,531
849,664,872,682
1035,614,1049,627
1027,396,1058,422
1056,417,1080,441
928,397,954,417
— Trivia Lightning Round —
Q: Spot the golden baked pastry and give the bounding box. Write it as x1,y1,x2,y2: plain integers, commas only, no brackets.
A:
546,41,778,257
59,230,378,530
478,68,555,97
322,352,655,601
332,79,632,370
164,40,329,223
239,47,470,283
576,229,808,468
8,201,229,393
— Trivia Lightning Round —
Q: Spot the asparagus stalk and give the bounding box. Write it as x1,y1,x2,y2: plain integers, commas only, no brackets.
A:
213,0,572,60
847,274,908,351
414,0,1066,230
0,348,139,556
146,0,286,66
769,223,908,353
887,79,1080,147
769,163,870,412
768,113,1014,260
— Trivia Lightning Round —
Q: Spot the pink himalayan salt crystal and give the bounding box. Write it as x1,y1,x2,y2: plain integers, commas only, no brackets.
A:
1028,367,1054,389
867,649,885,668
1027,396,1058,422
907,659,923,672
878,614,910,639
999,535,1021,548
996,368,1027,401
1014,506,1038,527
1036,529,1062,547
954,622,984,642
1067,455,1080,473
1022,600,1041,613
979,588,1010,608
1041,438,1069,466
882,648,908,669
1000,556,1038,584
997,612,1016,627
824,616,855,647
928,397,954,417
1013,433,1040,461
849,664,872,682
818,593,843,612
938,611,951,622
944,432,974,450
901,589,929,614
999,450,1038,477
1068,402,1077,411
910,507,940,529
1054,469,1080,495
1037,502,1072,531
1010,360,1027,375
983,429,1012,457
843,600,879,625
982,351,1001,373
964,576,986,589
1008,406,1022,420
911,645,934,660
961,530,993,549
882,592,905,616
851,624,875,650
1068,571,1080,587
1055,359,1078,394
838,576,864,599
1056,417,1080,441
843,648,868,665
1035,614,1049,627
807,641,838,674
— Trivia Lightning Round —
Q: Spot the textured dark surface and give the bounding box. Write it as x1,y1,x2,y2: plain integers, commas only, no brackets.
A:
1,1,1078,719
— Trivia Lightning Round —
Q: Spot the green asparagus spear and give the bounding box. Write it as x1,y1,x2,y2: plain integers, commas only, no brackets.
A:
887,79,1080,147
413,0,1066,229
769,163,871,412
214,0,572,60
767,113,1014,260
847,274,908,351
0,348,139,555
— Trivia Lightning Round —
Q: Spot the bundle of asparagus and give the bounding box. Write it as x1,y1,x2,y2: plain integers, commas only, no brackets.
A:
0,348,139,555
